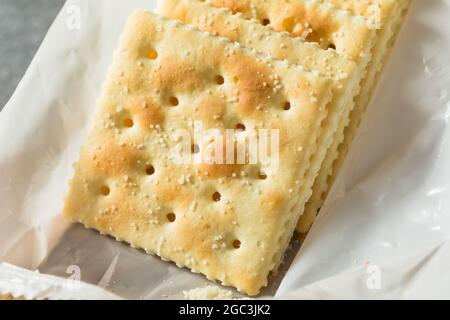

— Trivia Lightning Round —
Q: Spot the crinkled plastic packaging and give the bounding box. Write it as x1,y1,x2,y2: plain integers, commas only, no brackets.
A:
1,0,449,300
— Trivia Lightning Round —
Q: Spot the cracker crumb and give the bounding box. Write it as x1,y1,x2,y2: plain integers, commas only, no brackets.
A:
183,286,236,300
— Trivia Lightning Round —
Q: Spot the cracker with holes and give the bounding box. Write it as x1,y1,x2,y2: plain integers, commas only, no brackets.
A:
157,0,364,234
63,10,335,295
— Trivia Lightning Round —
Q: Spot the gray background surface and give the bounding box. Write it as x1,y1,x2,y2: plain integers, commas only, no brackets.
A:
0,0,65,110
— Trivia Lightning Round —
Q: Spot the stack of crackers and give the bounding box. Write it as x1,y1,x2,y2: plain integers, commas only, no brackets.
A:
63,0,411,296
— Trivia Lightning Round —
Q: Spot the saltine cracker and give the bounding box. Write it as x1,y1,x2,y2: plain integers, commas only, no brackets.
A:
63,10,334,295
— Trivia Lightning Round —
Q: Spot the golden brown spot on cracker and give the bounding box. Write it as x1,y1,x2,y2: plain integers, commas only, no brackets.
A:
260,191,285,213
199,163,240,179
87,141,140,177
197,131,243,179
196,95,226,125
129,99,165,127
225,54,272,118
232,239,241,249
158,57,202,92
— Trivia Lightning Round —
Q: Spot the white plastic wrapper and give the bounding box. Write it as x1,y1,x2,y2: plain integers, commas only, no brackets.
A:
0,263,121,300
0,0,449,300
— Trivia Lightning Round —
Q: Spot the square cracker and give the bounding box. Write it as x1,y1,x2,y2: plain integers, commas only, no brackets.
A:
156,0,363,234
63,10,334,295
299,0,412,233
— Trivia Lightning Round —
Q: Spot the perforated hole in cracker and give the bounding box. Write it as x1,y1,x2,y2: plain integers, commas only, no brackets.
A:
123,118,134,128
215,75,225,85
191,144,200,154
147,49,158,60
212,191,221,202
166,213,176,222
258,172,268,180
100,186,110,196
146,165,155,175
235,123,246,132
169,96,179,107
